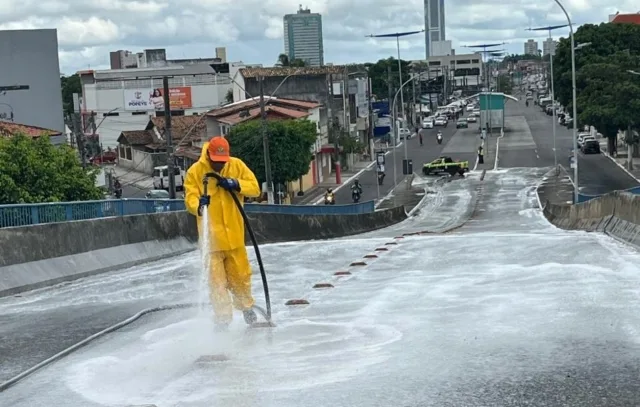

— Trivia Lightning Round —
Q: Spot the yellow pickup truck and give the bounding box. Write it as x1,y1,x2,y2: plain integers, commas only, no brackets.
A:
422,156,470,176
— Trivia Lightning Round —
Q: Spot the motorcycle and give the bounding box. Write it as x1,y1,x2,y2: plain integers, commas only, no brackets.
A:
437,133,443,145
352,189,361,203
324,193,335,205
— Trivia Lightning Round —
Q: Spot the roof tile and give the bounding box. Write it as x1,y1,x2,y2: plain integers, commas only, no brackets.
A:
151,115,205,146
0,121,62,139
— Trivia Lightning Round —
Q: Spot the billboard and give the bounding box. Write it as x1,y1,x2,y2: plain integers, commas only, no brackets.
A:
123,87,192,111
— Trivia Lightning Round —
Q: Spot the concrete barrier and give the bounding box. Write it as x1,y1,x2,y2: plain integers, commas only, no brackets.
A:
0,207,407,297
542,191,640,248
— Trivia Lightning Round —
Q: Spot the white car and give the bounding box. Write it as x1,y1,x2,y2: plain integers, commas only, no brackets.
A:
467,116,478,123
434,116,447,126
422,117,435,129
466,104,475,111
398,128,412,140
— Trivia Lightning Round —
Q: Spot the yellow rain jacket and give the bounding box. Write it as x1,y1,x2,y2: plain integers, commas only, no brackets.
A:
184,142,261,251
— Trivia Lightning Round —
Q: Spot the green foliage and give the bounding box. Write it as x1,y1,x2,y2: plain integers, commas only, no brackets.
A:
225,89,233,104
327,117,365,163
277,53,307,67
364,57,412,99
0,134,104,205
497,75,513,94
552,23,640,144
60,74,81,116
228,119,317,184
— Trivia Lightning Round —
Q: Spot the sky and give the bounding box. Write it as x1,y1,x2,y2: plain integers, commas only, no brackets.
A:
0,0,637,75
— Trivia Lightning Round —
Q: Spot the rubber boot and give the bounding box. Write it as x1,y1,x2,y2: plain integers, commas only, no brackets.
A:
243,309,257,325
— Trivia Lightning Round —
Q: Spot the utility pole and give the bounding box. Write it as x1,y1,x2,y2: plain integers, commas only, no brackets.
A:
259,76,274,204
162,76,176,199
72,93,86,168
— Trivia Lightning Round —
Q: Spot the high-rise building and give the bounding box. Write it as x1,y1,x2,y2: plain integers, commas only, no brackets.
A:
424,0,445,58
283,6,324,66
542,38,557,56
524,39,538,56
215,47,227,63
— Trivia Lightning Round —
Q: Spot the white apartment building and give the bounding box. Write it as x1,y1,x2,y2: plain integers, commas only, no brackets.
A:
283,6,324,66
524,39,539,56
412,53,484,87
542,38,558,56
77,64,235,148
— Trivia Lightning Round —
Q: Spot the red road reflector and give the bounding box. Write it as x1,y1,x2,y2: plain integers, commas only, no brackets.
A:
375,247,389,251
394,236,404,239
349,261,367,266
334,271,351,276
363,254,378,258
285,299,310,306
385,242,398,245
313,283,334,289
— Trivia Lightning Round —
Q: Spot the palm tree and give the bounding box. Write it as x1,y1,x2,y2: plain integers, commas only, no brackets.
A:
276,53,306,67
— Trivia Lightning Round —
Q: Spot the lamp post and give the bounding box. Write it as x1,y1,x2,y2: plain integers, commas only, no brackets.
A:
391,75,419,203
629,70,640,76
0,102,14,121
366,30,424,130
527,24,569,169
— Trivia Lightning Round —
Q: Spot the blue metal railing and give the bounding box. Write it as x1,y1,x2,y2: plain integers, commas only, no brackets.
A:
0,199,375,228
577,186,640,203
243,200,375,215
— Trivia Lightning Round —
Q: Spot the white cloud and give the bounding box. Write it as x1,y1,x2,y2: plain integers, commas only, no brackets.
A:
0,0,637,74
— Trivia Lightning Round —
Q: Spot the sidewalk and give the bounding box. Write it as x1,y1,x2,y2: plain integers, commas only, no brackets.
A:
603,153,640,181
376,174,425,213
111,165,154,190
474,135,498,171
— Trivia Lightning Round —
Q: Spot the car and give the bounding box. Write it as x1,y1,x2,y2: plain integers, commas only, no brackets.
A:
398,128,412,140
467,116,478,123
434,116,447,126
456,118,468,128
423,156,470,176
466,104,475,111
422,117,435,129
581,140,601,154
473,109,480,116
145,189,170,199
145,189,172,212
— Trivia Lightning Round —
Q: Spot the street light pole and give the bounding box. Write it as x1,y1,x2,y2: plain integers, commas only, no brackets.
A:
527,24,569,171
392,76,419,201
551,0,579,202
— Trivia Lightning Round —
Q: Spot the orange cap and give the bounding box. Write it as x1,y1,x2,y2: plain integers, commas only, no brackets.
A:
207,136,230,162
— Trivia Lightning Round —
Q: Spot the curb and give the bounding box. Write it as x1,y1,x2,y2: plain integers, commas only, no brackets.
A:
494,129,504,171
602,152,640,183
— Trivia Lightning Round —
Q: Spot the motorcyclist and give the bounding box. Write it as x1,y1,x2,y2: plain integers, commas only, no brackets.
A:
437,131,443,144
113,179,122,198
324,188,335,204
351,179,363,202
184,136,262,330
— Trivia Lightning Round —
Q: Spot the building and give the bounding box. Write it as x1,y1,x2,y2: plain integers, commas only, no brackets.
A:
203,96,329,192
424,0,446,58
524,39,539,56
109,48,226,70
78,63,234,149
116,116,206,174
0,121,65,145
0,29,65,134
542,38,558,56
215,47,227,63
283,6,324,66
411,53,484,91
609,12,640,24
431,40,453,57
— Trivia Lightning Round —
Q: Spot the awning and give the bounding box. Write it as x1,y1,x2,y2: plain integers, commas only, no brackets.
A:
320,144,343,154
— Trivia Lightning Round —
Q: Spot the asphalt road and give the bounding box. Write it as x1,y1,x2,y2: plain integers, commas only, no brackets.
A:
334,114,479,204
501,97,639,195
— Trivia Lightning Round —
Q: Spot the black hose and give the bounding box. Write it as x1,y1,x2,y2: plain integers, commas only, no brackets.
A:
202,173,272,322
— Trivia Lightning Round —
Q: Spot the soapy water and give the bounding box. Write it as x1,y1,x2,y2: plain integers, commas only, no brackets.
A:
198,208,212,312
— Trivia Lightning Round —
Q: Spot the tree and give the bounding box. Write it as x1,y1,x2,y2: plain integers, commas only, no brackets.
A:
60,74,81,116
327,117,365,169
552,22,640,152
0,134,104,204
364,57,412,99
228,119,317,185
277,53,307,67
225,89,233,104
497,74,513,94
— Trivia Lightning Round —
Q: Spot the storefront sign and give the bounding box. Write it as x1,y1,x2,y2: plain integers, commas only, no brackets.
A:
123,87,193,111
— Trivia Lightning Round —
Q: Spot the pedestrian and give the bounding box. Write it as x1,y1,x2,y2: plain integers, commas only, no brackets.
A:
184,136,262,330
477,145,484,164
419,130,423,146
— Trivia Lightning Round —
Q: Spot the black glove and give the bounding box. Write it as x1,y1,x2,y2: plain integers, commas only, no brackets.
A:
197,195,210,216
218,178,240,192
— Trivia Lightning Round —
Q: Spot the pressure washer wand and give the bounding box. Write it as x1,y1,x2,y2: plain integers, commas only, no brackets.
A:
201,173,273,323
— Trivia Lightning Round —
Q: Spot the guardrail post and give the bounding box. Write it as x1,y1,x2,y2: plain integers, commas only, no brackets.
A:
30,206,39,225
65,205,73,221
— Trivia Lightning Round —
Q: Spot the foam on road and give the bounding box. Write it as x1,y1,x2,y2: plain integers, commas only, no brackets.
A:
4,168,640,406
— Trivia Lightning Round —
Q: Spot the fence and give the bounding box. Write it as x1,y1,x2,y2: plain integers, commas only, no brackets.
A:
0,199,375,228
577,186,640,203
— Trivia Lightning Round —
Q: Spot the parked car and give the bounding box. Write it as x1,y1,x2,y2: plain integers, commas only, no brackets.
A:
456,118,468,128
581,140,601,154
398,128,412,140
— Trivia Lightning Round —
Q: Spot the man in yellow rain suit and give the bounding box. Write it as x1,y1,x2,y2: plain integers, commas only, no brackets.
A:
184,136,261,329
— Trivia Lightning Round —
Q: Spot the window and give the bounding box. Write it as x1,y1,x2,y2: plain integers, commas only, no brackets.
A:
103,112,119,117
456,60,471,64
472,59,479,63
429,61,441,66
132,111,147,115
119,145,132,160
